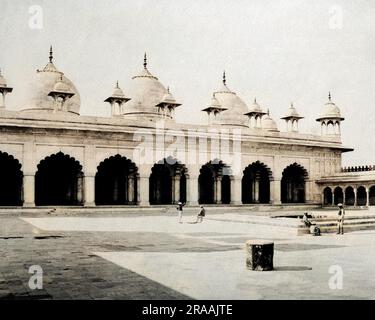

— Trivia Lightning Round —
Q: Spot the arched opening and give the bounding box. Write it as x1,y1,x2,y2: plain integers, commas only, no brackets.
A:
0,151,23,206
357,186,367,206
35,152,83,206
149,157,187,205
345,186,355,206
281,163,307,203
323,187,332,206
198,160,231,204
369,186,375,205
95,155,138,205
242,161,271,204
334,187,343,205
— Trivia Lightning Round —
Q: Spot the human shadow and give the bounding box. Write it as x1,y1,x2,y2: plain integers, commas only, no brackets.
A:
274,266,312,271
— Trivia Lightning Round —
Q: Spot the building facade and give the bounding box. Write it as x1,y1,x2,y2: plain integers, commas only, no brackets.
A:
1,48,366,208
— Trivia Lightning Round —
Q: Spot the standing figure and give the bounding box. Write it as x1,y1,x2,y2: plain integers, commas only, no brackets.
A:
337,203,345,235
177,201,185,223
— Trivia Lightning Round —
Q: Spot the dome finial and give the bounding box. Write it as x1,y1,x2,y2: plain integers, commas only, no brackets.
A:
116,80,119,88
223,70,226,85
144,52,147,69
49,46,53,63
254,97,257,103
167,86,170,93
267,108,270,116
328,91,332,101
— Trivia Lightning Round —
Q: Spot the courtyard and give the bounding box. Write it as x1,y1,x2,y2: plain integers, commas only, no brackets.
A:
0,208,374,300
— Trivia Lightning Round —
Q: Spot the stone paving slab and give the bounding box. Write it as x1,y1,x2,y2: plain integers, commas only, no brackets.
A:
0,211,374,299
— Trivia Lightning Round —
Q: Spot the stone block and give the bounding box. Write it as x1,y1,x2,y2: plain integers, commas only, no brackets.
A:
246,240,274,271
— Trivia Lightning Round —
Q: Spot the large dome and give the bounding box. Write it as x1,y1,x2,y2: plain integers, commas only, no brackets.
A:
122,55,170,121
21,48,80,115
213,73,249,127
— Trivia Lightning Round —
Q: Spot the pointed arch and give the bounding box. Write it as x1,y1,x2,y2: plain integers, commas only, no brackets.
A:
198,159,231,204
323,187,332,206
334,186,343,205
281,163,308,203
95,155,138,205
242,161,273,204
0,151,23,206
35,152,83,206
149,157,187,205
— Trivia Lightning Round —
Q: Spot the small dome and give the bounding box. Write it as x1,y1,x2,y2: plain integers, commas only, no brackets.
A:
282,103,303,119
262,111,279,132
21,47,80,115
112,82,126,98
248,98,263,113
53,76,71,93
161,87,178,104
316,93,344,121
209,94,222,109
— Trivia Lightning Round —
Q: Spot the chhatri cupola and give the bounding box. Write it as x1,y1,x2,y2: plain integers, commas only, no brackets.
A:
104,81,131,117
22,46,81,115
244,98,266,129
281,103,304,132
156,86,182,119
202,93,227,125
0,69,13,109
316,92,344,136
121,53,181,122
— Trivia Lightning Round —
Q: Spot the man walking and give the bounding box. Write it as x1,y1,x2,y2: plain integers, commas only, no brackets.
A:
177,202,185,223
337,203,345,235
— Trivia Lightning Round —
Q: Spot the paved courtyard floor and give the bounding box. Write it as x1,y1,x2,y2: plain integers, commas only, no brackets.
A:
0,209,374,299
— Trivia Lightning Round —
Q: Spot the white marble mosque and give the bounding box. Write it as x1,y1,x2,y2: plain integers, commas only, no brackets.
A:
0,47,374,208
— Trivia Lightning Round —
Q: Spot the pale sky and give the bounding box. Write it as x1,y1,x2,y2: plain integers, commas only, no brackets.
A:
1,0,375,166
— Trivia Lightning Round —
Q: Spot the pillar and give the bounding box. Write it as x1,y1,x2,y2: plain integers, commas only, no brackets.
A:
230,177,242,205
174,175,181,204
354,187,358,206
127,175,135,204
138,176,149,206
187,175,198,206
270,179,281,204
254,174,260,203
366,187,370,206
77,174,84,204
332,190,335,206
215,176,222,204
23,175,35,207
0,92,5,109
84,175,95,207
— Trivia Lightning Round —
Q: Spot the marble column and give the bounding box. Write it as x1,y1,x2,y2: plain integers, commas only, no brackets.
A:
270,179,281,204
332,191,335,206
187,175,198,206
366,187,370,206
215,176,222,204
230,177,242,205
23,175,35,207
254,174,260,203
127,175,135,204
354,187,358,206
174,175,181,204
77,175,84,205
84,175,95,207
138,176,149,206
